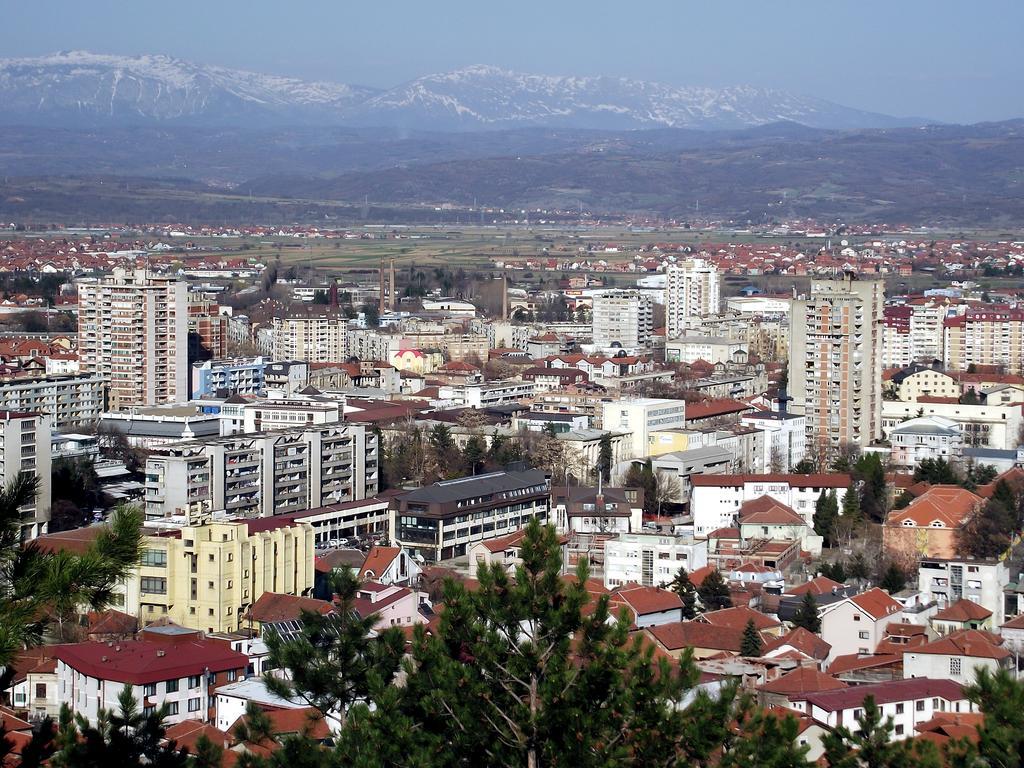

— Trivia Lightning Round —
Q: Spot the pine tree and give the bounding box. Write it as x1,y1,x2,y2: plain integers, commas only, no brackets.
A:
461,435,487,475
792,592,821,633
880,562,907,594
821,696,928,768
262,568,406,728
740,619,762,657
813,490,839,546
597,433,613,483
841,483,862,523
697,568,733,611
669,568,698,620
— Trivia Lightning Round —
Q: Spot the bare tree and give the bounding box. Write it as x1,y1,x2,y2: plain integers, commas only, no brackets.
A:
654,470,682,519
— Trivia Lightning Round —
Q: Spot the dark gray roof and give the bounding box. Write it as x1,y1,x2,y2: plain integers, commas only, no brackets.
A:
397,469,547,505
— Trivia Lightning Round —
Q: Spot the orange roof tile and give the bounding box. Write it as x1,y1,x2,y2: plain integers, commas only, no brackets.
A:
887,486,982,529
933,599,992,623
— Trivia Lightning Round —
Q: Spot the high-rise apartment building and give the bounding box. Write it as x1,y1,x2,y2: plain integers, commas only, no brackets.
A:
144,423,377,519
882,298,960,368
0,373,106,429
943,307,1024,373
591,290,653,350
0,411,52,540
271,315,348,363
77,269,188,410
789,276,884,459
665,259,720,338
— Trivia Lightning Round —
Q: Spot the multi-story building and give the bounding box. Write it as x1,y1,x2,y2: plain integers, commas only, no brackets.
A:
135,513,315,632
740,410,807,472
391,470,550,562
437,381,535,409
0,373,106,429
188,293,229,361
883,298,961,369
688,473,850,539
917,556,1009,627
889,416,964,471
191,357,267,399
77,268,188,410
789,276,884,460
881,399,1022,450
144,423,377,519
346,328,403,363
263,361,309,394
603,533,708,589
944,307,1024,373
601,398,687,460
271,315,348,363
664,336,747,365
665,258,720,338
55,626,248,726
591,290,653,350
240,394,341,433
0,411,51,539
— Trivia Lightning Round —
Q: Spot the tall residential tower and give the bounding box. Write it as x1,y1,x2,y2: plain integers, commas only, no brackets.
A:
789,276,884,461
665,258,720,338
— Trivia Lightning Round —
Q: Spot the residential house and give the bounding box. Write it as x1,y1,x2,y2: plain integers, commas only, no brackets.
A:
820,588,905,663
352,582,425,632
903,629,1012,685
929,599,993,635
468,528,569,579
883,486,983,561
360,545,422,586
608,584,684,628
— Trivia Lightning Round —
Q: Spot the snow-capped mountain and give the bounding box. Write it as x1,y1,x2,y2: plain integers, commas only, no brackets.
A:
0,51,378,124
0,52,910,130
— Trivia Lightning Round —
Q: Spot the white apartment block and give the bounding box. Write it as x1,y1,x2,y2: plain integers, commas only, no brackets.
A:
889,416,964,471
144,423,377,519
917,556,1009,627
789,277,884,459
0,373,106,429
688,473,849,538
740,411,807,472
272,315,348,363
77,268,188,410
881,399,1023,450
591,290,654,350
346,328,403,362
664,336,747,365
665,258,720,338
0,411,51,540
240,395,341,433
437,381,536,409
603,533,708,589
601,398,687,461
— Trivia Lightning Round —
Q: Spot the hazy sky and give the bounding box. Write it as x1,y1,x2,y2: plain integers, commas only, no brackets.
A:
4,0,1022,124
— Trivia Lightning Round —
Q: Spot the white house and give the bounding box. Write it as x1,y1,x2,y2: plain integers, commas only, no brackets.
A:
902,629,1012,685
819,588,904,663
352,582,425,632
359,545,422,587
55,627,248,727
603,533,709,590
790,679,974,740
917,556,1009,627
889,416,964,472
689,473,850,539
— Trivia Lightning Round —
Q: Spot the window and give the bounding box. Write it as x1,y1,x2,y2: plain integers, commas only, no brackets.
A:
918,700,927,712
34,683,45,699
188,698,202,712
853,614,861,622
188,675,201,689
853,708,862,719
140,549,167,567
208,554,215,562
895,703,904,714
166,679,179,693
143,683,156,697
950,658,962,676
858,631,869,640
166,702,179,716
894,724,904,736
140,577,167,595
227,670,238,682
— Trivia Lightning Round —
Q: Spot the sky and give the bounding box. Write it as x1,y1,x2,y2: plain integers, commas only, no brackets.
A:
3,0,1022,124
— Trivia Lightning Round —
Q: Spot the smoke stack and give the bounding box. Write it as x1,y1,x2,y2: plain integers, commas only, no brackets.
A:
378,256,386,315
389,259,397,311
502,274,509,320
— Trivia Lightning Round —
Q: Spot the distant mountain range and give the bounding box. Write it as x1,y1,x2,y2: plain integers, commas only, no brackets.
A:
0,51,920,131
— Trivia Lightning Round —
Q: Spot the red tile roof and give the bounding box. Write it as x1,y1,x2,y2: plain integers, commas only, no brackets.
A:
611,584,683,616
758,667,847,696
54,638,247,685
246,593,334,624
701,606,780,632
646,621,750,653
738,496,806,526
887,485,982,529
684,399,753,421
763,627,832,661
933,599,992,623
689,473,851,488
790,678,966,711
828,653,902,675
909,629,1009,660
360,546,401,579
849,588,903,620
